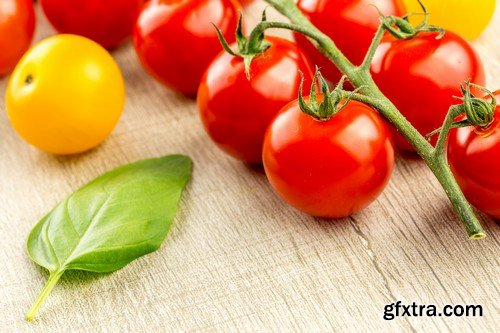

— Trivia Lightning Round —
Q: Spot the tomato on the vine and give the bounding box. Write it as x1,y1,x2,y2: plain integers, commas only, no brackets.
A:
447,91,500,219
133,0,238,96
0,0,35,76
371,31,486,152
262,98,394,218
402,0,496,40
198,36,314,164
296,0,405,83
40,0,144,49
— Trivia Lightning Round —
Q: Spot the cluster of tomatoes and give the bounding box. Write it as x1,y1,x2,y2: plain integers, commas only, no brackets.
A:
0,0,498,221
197,0,498,220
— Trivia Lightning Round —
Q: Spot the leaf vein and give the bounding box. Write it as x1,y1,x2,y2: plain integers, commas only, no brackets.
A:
44,215,60,268
64,200,81,238
62,186,113,267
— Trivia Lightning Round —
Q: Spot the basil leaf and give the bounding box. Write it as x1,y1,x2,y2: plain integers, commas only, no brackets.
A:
26,155,192,321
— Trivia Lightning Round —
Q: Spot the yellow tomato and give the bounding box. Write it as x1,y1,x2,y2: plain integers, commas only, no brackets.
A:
403,0,496,40
6,34,125,154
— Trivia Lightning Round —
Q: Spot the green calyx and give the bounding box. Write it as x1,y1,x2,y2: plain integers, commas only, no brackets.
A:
426,81,496,140
298,68,360,121
213,10,271,78
460,81,496,128
379,0,445,40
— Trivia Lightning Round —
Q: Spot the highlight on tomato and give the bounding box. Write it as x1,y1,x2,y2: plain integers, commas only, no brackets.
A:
198,34,314,164
6,35,125,155
402,0,496,40
262,73,395,218
371,30,486,152
0,0,36,76
447,90,500,219
296,0,405,84
40,0,145,49
133,0,239,96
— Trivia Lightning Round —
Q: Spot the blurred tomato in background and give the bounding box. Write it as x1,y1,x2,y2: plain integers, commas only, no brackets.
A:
403,0,496,40
133,0,238,96
296,0,405,84
0,0,35,76
39,0,145,49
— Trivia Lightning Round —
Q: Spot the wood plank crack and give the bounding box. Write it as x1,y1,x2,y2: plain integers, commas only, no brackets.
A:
348,216,418,333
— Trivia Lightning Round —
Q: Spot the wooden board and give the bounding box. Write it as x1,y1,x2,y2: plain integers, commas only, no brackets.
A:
0,3,498,332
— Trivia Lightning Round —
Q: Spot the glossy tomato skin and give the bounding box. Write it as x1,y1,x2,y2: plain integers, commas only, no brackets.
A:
371,31,486,152
236,0,254,5
6,35,125,155
133,0,238,96
403,0,496,40
40,0,144,49
296,0,405,83
0,0,35,75
198,37,314,164
447,92,500,219
263,99,394,218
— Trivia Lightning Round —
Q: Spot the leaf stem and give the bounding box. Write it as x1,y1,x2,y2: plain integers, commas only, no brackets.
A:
26,270,64,321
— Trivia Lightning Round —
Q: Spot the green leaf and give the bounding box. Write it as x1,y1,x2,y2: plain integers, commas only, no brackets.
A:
26,155,193,321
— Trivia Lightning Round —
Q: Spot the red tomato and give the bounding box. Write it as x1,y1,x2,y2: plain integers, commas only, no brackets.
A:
296,0,405,83
0,0,35,75
237,0,255,6
262,98,394,218
198,37,314,164
447,91,500,219
40,0,144,49
133,0,238,96
371,31,486,152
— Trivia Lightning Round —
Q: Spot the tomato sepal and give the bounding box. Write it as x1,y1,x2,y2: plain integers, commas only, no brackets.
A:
298,68,366,121
380,0,445,40
426,82,497,145
214,10,271,78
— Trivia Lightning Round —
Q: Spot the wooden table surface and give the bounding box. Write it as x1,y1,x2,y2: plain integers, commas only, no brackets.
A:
1,3,499,332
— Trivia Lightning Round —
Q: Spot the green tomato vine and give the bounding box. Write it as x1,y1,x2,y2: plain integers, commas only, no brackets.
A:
250,0,495,239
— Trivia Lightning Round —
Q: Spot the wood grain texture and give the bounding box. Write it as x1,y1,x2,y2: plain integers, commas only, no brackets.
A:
0,3,499,332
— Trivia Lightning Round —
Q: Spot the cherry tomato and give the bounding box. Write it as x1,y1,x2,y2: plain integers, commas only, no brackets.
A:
0,0,35,75
40,0,144,49
198,37,313,164
6,35,125,155
403,0,496,40
133,0,238,96
447,91,500,219
262,98,394,218
237,0,255,6
296,0,405,84
371,31,486,152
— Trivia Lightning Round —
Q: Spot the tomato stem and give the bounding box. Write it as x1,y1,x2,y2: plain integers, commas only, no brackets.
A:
360,25,385,72
430,154,486,239
262,0,486,239
432,106,464,156
431,83,497,155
